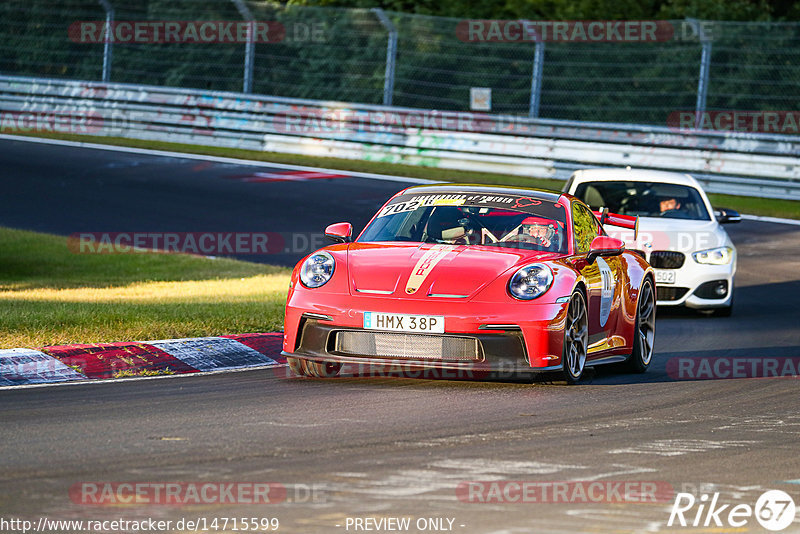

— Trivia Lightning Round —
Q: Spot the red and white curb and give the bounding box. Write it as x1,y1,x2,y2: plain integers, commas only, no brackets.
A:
0,333,284,387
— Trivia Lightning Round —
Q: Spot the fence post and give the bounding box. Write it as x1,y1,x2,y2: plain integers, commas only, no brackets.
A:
231,0,255,93
98,0,114,82
529,40,545,118
687,18,712,129
371,8,397,107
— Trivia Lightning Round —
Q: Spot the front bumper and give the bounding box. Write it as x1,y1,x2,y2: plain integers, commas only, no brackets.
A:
654,262,735,309
283,293,570,372
282,322,562,379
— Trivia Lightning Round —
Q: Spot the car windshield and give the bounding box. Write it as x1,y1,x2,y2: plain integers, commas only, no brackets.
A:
573,181,711,220
359,192,569,254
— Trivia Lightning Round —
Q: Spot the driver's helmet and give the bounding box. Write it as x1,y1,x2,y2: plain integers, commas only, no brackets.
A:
520,216,556,241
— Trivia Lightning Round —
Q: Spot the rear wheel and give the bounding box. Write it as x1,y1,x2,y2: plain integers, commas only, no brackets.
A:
562,290,588,384
624,278,656,373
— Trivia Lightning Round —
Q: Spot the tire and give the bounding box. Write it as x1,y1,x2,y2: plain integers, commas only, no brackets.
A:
305,360,342,378
624,278,656,373
287,357,309,376
713,305,732,317
712,292,734,317
286,357,342,378
562,290,588,384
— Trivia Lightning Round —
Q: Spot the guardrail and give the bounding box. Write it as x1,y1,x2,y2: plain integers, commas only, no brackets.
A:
1,75,798,200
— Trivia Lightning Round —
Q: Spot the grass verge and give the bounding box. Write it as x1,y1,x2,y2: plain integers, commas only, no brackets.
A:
0,227,290,348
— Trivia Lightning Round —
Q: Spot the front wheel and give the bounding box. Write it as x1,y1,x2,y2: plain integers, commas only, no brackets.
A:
286,358,341,378
306,360,342,378
624,278,656,373
287,357,309,376
562,290,588,384
711,291,734,317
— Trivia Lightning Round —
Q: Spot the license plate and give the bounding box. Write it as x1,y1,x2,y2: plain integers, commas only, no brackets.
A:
655,270,676,285
363,312,445,333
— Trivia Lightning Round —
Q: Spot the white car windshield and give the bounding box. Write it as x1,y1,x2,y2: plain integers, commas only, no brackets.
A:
574,181,711,221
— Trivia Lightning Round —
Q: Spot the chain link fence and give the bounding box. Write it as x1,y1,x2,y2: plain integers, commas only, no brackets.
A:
1,0,798,128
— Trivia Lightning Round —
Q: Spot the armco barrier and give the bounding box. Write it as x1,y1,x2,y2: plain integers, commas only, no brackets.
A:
1,75,798,199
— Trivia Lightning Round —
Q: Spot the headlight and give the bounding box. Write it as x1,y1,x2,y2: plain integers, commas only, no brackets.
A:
300,251,335,288
508,263,553,300
692,246,734,265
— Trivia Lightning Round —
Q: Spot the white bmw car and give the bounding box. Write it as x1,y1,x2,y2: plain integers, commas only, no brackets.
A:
565,168,739,316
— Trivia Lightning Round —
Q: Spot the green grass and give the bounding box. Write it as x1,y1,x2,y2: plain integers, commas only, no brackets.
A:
12,131,799,219
704,194,800,220
0,227,291,348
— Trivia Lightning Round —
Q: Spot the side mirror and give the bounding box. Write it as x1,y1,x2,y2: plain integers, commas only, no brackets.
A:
714,208,741,224
587,236,625,264
324,222,353,243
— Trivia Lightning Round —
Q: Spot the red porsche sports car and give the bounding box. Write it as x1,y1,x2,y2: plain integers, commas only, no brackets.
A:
282,185,655,384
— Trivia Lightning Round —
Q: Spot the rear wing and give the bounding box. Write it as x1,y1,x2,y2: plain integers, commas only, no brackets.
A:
592,208,639,241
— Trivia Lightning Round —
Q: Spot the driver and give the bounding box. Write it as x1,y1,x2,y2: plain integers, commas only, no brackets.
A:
519,217,557,248
659,196,682,214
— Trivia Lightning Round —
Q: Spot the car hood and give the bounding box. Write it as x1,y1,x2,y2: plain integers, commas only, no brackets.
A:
346,242,558,299
603,217,733,254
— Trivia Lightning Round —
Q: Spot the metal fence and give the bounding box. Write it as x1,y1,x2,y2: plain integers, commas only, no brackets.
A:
1,1,799,128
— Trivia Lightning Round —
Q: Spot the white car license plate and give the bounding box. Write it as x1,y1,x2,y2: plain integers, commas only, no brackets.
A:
363,312,445,333
655,270,676,285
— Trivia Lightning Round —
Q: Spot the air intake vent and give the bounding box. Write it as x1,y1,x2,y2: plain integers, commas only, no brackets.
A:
657,287,689,301
335,331,480,361
650,251,685,269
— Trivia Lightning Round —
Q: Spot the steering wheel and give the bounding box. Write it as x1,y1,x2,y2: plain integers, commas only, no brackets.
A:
659,209,684,218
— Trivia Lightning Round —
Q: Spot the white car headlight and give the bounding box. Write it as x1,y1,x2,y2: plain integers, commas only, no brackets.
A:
508,263,553,300
300,251,335,288
692,246,734,265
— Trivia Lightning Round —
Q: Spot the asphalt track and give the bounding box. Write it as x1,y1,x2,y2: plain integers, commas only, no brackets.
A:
1,137,800,533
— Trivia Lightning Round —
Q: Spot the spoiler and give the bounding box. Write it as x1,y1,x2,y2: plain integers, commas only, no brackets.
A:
593,208,639,241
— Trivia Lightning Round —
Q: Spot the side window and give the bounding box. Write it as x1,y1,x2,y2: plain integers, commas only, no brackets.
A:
572,203,600,253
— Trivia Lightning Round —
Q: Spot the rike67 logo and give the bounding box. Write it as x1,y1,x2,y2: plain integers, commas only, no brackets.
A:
668,490,796,531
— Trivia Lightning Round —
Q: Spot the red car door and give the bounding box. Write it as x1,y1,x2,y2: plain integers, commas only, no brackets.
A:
570,201,624,359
